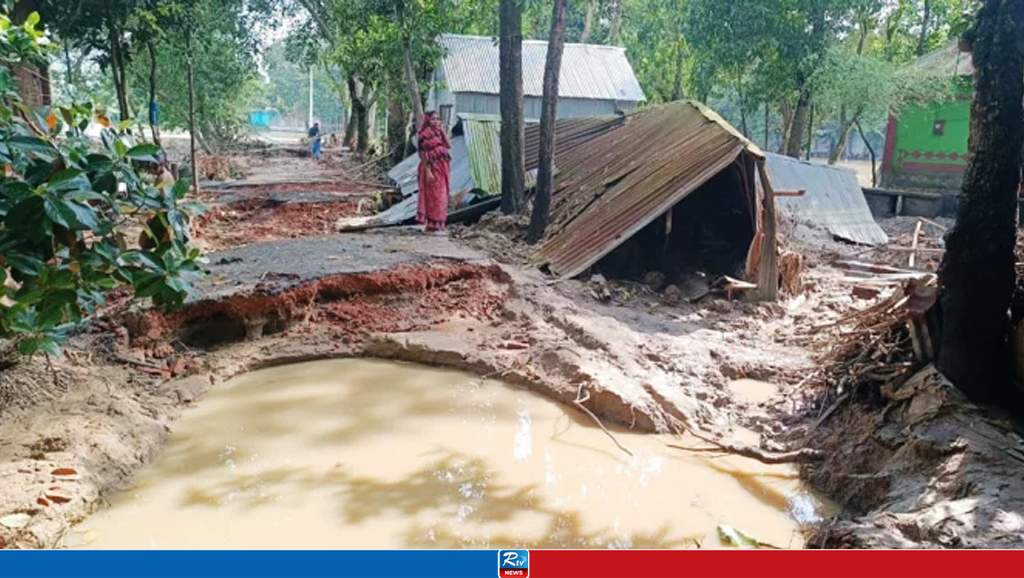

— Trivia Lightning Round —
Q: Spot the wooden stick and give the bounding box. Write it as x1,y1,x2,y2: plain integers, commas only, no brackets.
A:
575,385,634,457
918,217,948,232
909,220,923,268
881,246,945,254
667,442,824,464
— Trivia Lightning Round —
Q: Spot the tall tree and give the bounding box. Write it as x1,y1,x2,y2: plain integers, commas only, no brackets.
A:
686,0,862,158
936,0,1024,403
394,0,423,130
579,0,593,42
527,0,568,244
499,0,525,214
917,0,933,55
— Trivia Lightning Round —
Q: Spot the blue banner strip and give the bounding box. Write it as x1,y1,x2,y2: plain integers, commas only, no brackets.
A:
0,550,501,578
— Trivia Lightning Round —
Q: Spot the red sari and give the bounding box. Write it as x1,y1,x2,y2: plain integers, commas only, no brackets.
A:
416,118,451,232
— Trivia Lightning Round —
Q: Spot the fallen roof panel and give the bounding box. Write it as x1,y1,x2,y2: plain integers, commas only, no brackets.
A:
766,152,889,246
387,134,472,198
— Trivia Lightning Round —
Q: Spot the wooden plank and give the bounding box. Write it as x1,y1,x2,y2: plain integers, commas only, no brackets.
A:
909,220,923,268
756,160,779,301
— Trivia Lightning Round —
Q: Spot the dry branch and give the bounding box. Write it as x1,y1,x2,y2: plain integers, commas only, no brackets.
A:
667,442,824,464
575,385,634,457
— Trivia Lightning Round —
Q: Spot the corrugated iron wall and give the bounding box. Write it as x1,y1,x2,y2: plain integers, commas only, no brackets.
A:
766,152,889,246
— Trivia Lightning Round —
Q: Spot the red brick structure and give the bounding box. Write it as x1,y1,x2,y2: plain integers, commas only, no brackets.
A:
13,62,51,108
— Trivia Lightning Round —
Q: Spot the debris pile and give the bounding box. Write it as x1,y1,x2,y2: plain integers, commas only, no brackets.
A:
195,198,373,251
866,217,950,270
198,155,246,181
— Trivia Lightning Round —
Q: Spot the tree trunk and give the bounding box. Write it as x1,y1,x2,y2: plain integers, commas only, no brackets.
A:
671,38,684,101
186,29,199,195
345,76,358,148
763,101,769,148
805,103,814,161
785,89,809,158
387,77,408,166
936,0,1024,404
854,119,876,187
738,83,748,137
395,0,424,130
779,101,794,154
147,40,161,146
348,76,369,155
401,39,424,130
917,0,932,56
64,44,74,87
609,0,622,45
499,0,526,214
580,0,594,43
527,0,567,244
106,15,129,121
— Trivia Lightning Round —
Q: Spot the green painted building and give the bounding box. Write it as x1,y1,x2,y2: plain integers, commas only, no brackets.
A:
881,43,973,192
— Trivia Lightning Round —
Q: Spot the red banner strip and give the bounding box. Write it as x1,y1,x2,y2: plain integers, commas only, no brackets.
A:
529,550,1024,578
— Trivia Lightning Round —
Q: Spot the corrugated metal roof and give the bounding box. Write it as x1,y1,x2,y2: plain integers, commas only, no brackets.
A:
439,34,646,102
463,117,502,197
766,153,889,246
460,113,625,198
533,101,764,278
917,40,974,77
387,134,473,197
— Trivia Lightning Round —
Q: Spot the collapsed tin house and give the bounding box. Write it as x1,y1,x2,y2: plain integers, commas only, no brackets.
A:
532,101,771,285
346,101,885,298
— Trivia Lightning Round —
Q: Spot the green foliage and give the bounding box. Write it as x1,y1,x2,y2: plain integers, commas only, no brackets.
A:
263,40,344,126
0,7,202,356
620,0,689,103
810,46,954,128
128,5,264,141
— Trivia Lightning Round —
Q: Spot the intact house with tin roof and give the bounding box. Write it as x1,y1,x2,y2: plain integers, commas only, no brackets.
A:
425,34,646,129
880,41,974,193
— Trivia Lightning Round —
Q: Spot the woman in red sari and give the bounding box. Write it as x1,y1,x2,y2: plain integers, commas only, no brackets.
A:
416,111,451,234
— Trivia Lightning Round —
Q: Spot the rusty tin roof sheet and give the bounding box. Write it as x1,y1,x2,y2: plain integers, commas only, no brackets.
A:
766,152,889,246
533,101,763,278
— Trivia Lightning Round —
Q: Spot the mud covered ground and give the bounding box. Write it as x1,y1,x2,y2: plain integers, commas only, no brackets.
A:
2,152,1023,549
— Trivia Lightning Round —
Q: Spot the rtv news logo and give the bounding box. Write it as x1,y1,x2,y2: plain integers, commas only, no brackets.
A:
498,549,529,578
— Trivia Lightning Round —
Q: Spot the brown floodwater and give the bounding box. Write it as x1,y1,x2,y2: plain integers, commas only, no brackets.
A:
67,359,830,549
727,379,781,405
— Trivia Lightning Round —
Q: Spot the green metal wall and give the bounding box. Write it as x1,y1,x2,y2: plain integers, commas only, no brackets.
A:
882,79,972,192
892,100,971,168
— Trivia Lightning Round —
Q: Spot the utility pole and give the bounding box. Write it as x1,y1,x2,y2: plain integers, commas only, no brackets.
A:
308,66,315,128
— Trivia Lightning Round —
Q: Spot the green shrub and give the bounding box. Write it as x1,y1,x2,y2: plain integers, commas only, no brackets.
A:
0,6,202,356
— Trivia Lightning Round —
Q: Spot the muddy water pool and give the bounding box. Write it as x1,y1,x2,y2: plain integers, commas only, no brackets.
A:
68,359,830,549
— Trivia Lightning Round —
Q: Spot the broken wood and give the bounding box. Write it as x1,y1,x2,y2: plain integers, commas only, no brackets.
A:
755,162,779,301
917,217,948,232
712,275,757,301
880,246,945,254
773,189,806,197
909,220,923,268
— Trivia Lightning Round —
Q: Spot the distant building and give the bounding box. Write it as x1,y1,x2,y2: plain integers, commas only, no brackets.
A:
880,41,973,192
426,34,646,129
249,110,280,131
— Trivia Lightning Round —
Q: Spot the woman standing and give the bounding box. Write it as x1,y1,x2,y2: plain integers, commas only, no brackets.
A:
416,111,451,234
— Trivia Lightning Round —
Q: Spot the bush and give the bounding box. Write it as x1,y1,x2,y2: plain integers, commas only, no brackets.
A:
0,7,202,357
